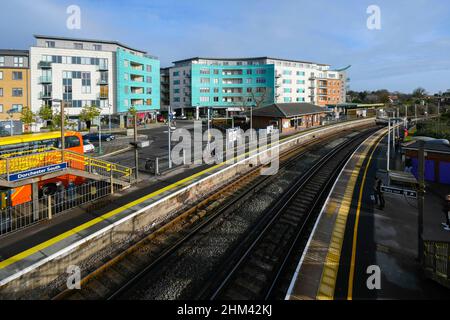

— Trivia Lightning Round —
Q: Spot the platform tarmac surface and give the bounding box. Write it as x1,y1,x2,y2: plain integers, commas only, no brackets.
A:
287,132,450,300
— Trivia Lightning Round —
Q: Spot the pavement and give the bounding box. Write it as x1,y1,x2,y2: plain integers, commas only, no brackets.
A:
287,129,450,300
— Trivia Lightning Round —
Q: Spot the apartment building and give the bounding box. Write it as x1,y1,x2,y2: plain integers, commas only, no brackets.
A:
30,35,159,127
168,57,348,115
160,67,170,110
0,50,31,121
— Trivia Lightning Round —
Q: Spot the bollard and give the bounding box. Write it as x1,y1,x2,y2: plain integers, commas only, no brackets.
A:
110,168,114,195
155,157,160,176
48,195,52,220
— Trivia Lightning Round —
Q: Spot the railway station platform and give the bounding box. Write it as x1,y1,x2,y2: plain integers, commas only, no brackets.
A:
0,118,375,298
286,130,450,300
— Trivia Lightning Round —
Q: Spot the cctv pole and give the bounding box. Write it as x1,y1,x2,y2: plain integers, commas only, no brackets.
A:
417,140,425,261
387,118,391,171
134,112,139,180
168,105,172,169
98,115,102,155
61,101,65,162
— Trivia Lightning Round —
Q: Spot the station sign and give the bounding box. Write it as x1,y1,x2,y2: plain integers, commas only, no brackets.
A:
381,185,417,199
8,163,68,182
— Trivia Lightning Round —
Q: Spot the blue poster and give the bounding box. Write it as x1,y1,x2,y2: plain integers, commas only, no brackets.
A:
8,163,68,182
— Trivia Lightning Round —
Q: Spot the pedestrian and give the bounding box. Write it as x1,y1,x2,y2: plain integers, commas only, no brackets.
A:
373,176,385,210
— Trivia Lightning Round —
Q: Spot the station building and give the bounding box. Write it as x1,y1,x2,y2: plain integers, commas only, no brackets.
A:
0,50,31,125
403,141,450,185
167,57,348,117
251,102,329,134
30,35,160,128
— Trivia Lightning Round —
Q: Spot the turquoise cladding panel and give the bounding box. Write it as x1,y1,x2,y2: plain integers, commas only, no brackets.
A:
191,64,275,108
116,48,160,113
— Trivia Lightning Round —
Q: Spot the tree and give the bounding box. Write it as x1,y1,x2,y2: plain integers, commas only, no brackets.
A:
79,104,101,129
412,87,427,99
20,106,36,132
38,105,54,127
52,110,69,128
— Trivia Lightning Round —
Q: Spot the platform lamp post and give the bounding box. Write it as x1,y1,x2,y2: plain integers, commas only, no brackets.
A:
52,99,65,162
108,103,112,134
168,105,172,169
6,109,15,136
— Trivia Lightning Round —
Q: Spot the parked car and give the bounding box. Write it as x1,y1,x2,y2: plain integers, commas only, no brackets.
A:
82,138,95,153
83,133,116,142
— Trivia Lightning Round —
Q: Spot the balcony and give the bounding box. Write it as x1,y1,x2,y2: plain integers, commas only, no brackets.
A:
97,92,108,99
38,76,52,84
97,79,108,85
97,64,108,71
38,61,52,69
39,92,52,99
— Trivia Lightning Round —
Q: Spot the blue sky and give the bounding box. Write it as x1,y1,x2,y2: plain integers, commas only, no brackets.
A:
1,0,450,93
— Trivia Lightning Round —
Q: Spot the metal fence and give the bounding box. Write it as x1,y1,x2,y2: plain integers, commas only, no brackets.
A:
0,180,122,236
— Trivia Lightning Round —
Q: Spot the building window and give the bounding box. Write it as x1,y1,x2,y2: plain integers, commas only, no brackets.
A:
247,88,252,93
174,88,180,94
0,88,2,96
256,69,266,74
12,71,23,80
174,97,180,102
200,96,210,102
0,57,4,66
200,88,210,93
12,88,23,97
247,69,252,75
296,71,305,76
0,71,2,80
284,88,292,93
283,79,292,84
146,87,152,94
296,80,305,84
213,97,219,102
0,104,2,112
124,60,129,67
45,41,55,48
256,78,266,83
200,68,210,75
245,78,252,84
93,44,102,51
81,72,91,93
173,71,179,77
200,77,210,84
213,88,219,93
284,97,292,103
124,99,129,107
74,43,83,49
124,86,129,94
213,69,219,75
213,78,219,84
146,76,152,83
147,65,152,72
173,80,180,85
283,70,292,75
13,57,24,67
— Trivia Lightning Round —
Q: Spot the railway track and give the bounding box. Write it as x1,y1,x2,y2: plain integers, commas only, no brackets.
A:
54,126,355,300
200,127,380,300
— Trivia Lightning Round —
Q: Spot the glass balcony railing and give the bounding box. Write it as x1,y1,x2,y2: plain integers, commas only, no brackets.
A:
38,76,52,83
97,79,108,85
97,64,108,71
38,61,52,69
97,92,109,99
39,92,52,99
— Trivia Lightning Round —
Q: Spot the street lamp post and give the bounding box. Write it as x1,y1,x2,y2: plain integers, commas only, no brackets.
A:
109,103,112,134
52,99,64,162
168,105,172,169
98,114,102,155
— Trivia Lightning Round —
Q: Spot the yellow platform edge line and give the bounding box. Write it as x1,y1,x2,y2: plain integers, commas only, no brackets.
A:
316,130,386,300
347,135,384,300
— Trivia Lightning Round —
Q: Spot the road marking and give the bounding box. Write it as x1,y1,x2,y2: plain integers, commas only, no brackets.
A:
347,135,383,300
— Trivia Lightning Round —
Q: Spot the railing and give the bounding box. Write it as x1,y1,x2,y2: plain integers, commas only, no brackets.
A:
39,92,52,99
38,61,52,69
423,240,450,289
38,76,52,83
0,148,133,184
97,64,108,71
0,180,121,236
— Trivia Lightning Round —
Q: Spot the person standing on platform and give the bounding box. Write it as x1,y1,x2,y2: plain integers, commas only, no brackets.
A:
374,176,385,210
